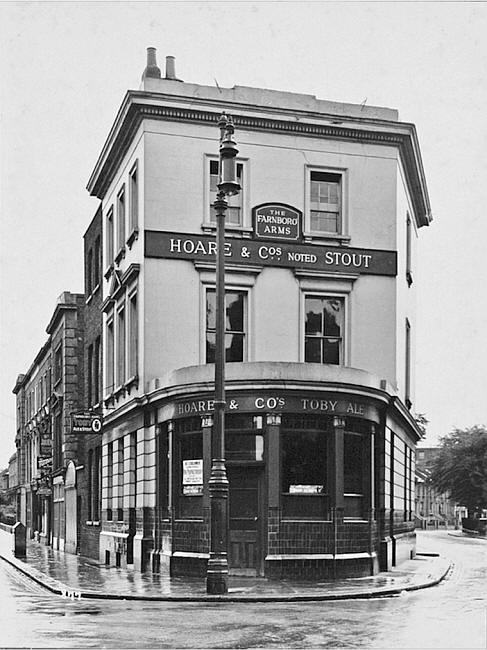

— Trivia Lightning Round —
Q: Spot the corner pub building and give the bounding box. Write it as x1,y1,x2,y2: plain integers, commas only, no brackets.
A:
87,49,432,580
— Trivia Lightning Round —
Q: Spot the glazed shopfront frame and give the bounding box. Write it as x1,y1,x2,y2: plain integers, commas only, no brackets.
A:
153,390,394,579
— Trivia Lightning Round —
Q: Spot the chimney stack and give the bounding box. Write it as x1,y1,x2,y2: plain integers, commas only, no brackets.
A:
142,47,161,80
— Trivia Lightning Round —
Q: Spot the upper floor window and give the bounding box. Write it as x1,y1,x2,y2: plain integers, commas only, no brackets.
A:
117,186,126,254
209,159,244,226
106,318,114,396
406,212,413,286
405,318,412,409
308,170,342,235
116,305,126,388
94,236,101,287
106,207,114,267
53,344,63,385
87,344,94,406
128,292,138,379
304,296,344,365
206,289,246,362
86,249,93,295
129,163,139,233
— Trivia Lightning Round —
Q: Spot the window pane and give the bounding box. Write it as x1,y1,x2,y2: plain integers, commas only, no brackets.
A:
282,431,327,491
206,290,245,363
226,333,243,362
282,430,328,519
344,433,363,494
305,337,321,363
206,333,215,364
323,300,342,336
226,434,263,461
311,211,338,233
305,299,323,334
309,172,341,234
226,293,243,331
322,339,340,364
226,206,241,224
230,487,258,519
209,161,243,225
305,296,343,365
206,292,216,330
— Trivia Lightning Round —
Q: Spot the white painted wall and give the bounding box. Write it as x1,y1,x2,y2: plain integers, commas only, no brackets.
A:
100,100,422,410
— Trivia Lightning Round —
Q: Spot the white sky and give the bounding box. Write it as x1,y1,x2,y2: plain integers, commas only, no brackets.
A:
1,1,486,468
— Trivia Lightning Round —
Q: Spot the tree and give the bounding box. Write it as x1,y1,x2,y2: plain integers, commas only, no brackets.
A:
428,425,487,518
414,412,429,438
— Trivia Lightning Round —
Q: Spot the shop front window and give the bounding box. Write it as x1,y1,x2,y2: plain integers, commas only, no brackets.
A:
226,433,264,461
178,420,203,519
344,431,366,518
281,416,329,519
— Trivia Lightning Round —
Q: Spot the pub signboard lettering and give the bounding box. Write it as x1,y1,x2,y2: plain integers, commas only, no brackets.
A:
70,414,103,434
145,230,397,276
159,392,381,424
253,203,302,241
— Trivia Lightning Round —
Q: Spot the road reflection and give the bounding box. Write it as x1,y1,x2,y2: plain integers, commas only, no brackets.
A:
1,532,485,649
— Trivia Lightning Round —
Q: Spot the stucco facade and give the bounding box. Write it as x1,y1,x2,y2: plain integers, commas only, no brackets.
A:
87,50,431,578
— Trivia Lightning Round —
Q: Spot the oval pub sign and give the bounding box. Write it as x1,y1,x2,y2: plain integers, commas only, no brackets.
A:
253,203,302,241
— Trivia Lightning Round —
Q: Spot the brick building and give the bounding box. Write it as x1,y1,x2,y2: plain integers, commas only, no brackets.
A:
13,292,85,551
86,49,432,579
77,205,103,559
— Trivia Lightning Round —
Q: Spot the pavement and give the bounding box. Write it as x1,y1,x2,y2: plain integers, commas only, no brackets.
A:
0,528,452,602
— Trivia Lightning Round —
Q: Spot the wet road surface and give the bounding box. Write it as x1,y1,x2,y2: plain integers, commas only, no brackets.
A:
1,531,486,648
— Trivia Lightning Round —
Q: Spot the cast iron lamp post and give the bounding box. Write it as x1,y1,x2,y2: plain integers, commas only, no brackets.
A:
206,113,241,595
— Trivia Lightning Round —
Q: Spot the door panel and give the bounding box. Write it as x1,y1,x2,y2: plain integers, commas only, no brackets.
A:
228,466,263,575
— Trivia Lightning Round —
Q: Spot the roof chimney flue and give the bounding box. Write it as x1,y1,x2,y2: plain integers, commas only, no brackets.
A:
165,55,182,81
142,47,161,80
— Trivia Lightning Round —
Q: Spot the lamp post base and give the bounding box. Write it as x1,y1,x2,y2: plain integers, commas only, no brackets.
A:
206,458,229,594
206,554,229,594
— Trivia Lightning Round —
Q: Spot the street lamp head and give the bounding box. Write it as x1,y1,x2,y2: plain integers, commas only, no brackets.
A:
218,114,241,197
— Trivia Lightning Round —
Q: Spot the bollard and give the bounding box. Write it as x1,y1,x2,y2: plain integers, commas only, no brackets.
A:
12,522,26,558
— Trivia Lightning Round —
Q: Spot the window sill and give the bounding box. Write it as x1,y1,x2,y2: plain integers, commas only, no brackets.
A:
85,284,100,305
104,394,115,408
126,228,139,249
114,248,126,265
303,232,351,245
281,518,332,523
104,264,114,280
113,385,126,400
201,223,253,238
124,375,139,394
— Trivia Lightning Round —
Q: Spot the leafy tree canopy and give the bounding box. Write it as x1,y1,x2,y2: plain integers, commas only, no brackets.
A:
414,413,429,438
428,425,487,517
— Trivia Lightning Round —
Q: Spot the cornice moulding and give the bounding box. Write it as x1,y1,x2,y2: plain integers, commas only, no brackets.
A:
87,94,431,228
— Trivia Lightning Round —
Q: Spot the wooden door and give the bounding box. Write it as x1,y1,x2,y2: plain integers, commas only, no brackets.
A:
228,466,263,575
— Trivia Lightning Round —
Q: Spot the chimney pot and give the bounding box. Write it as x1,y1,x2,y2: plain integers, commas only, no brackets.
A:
142,47,161,80
165,55,180,81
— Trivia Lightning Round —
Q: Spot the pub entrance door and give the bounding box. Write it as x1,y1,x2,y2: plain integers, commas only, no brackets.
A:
227,466,264,576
